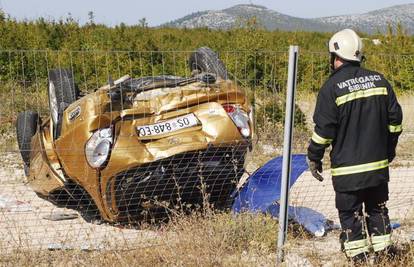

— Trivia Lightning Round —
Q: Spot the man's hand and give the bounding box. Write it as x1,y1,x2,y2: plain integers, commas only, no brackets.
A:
307,159,324,182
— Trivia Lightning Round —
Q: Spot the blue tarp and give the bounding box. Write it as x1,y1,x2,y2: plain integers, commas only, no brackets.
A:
232,154,400,236
232,154,332,236
232,154,308,213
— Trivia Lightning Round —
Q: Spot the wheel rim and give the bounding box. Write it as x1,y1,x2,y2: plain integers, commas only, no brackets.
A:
48,81,59,126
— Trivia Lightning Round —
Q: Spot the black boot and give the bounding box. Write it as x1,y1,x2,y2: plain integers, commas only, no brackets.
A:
373,245,399,263
351,252,369,265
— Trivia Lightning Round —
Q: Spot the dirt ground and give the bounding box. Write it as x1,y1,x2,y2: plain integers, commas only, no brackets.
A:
1,150,414,265
0,152,161,254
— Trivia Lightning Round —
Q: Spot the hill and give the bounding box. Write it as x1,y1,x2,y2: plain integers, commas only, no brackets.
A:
163,4,414,34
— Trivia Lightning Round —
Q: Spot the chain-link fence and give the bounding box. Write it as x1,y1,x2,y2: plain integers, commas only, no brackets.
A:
0,49,412,264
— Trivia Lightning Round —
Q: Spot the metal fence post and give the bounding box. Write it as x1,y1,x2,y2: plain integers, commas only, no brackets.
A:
277,45,299,263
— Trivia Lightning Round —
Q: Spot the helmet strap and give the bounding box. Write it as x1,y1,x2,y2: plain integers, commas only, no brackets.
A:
330,53,336,73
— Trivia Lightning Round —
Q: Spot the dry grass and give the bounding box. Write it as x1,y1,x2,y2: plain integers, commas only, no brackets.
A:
0,212,279,267
1,212,414,266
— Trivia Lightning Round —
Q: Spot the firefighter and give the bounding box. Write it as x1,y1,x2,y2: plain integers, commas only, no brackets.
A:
307,29,403,262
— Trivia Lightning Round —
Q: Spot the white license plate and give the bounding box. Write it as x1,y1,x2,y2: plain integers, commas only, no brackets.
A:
137,113,199,138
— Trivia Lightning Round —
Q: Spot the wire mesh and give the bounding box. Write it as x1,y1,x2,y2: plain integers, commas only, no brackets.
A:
0,49,288,252
0,49,412,263
288,51,414,264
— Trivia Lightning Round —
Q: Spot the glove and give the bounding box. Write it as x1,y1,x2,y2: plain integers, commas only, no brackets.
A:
307,159,324,182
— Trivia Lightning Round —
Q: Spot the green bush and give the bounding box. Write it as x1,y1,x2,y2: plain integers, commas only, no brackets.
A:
0,15,412,131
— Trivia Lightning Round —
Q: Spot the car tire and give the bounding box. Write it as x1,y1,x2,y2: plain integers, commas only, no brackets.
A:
189,47,228,80
16,111,39,176
48,69,78,138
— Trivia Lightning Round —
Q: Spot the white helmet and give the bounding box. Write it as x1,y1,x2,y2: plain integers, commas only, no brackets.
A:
328,29,363,62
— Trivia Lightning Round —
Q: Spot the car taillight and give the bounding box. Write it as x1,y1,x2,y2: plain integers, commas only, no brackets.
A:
222,104,251,138
223,105,236,113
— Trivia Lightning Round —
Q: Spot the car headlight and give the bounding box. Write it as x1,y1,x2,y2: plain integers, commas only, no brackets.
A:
85,128,113,169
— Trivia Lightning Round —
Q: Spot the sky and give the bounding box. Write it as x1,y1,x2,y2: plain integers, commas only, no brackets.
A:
0,0,412,26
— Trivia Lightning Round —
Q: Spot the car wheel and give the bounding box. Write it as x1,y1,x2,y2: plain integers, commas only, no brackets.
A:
189,47,228,80
16,111,39,176
48,69,78,138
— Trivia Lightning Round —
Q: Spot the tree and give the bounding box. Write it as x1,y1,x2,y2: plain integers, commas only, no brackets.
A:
0,8,5,22
88,11,95,25
139,17,148,28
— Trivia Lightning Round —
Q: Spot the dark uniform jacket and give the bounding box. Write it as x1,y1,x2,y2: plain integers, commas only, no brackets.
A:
307,62,403,192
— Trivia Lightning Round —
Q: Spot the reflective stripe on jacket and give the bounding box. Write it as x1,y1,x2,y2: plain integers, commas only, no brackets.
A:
307,63,403,192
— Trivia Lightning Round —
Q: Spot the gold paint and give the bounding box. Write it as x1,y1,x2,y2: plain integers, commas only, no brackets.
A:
27,79,252,222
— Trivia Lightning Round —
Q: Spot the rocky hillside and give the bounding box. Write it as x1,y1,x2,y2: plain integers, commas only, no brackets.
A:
315,4,414,34
163,4,414,34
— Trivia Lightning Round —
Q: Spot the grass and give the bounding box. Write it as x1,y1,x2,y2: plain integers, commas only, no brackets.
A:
1,212,414,266
0,212,279,266
0,82,48,153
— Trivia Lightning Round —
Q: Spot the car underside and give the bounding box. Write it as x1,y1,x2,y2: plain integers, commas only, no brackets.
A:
16,47,253,223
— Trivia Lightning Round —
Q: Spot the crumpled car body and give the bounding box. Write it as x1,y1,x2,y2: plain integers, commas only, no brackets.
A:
18,48,253,223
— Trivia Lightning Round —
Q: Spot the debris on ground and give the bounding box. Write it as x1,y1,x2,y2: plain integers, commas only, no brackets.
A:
43,212,79,221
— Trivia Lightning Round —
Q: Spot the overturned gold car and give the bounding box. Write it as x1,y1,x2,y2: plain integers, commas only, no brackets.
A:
16,47,253,223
